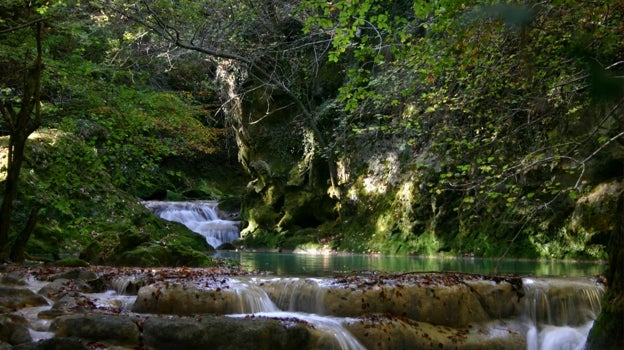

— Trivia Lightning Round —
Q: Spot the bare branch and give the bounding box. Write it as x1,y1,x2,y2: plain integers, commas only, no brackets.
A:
0,17,46,34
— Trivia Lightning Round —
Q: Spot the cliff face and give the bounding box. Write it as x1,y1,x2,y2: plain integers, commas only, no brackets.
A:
227,60,622,258
224,2,623,259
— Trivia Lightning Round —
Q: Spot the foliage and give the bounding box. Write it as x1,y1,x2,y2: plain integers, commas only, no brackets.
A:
300,0,623,258
0,0,228,264
0,0,620,265
0,0,47,261
58,87,219,196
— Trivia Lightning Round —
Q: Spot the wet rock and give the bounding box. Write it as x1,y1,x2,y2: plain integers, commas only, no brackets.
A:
217,242,237,250
0,314,32,346
142,314,310,350
465,279,524,319
344,314,527,350
0,286,48,311
39,294,96,318
132,281,272,315
49,314,140,347
1,270,28,285
40,269,97,282
325,282,490,327
37,279,93,301
106,273,153,295
11,337,89,350
260,274,524,328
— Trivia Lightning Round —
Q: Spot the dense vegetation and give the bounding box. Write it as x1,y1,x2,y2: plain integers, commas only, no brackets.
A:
0,0,622,346
0,0,620,264
0,0,242,265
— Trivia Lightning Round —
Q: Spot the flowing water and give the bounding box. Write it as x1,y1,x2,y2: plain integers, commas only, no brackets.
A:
142,200,240,248
134,200,607,349
17,270,604,349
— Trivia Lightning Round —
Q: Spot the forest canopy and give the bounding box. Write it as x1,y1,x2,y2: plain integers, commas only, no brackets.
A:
0,0,621,263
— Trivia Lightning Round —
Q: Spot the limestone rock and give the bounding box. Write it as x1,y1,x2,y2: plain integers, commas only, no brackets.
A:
49,314,140,347
142,315,310,350
0,314,32,346
132,281,274,315
0,286,48,311
344,314,527,350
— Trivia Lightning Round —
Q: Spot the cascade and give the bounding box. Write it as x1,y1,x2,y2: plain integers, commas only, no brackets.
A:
229,311,366,350
523,277,603,350
12,269,605,349
142,200,240,248
229,279,281,313
216,278,366,349
256,277,326,314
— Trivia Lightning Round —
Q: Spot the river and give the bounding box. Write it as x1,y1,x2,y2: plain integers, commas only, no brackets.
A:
213,250,605,277
139,200,607,349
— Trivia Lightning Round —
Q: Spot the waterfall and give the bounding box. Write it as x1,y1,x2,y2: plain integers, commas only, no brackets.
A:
229,279,281,314
142,200,240,248
227,278,365,350
229,311,366,350
523,277,603,350
256,277,326,314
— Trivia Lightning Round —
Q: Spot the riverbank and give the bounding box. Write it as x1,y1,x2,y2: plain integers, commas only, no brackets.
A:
0,264,604,349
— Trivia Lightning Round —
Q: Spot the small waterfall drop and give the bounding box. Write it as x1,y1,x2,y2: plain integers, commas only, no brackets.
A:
522,277,603,350
229,279,280,313
142,200,240,248
257,277,326,314
229,311,366,350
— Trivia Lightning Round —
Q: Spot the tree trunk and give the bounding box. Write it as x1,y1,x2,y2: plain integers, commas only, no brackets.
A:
9,207,40,263
0,20,43,262
585,187,624,349
0,137,28,261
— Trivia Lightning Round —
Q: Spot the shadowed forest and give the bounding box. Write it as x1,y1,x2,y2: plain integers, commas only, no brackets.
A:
1,1,622,348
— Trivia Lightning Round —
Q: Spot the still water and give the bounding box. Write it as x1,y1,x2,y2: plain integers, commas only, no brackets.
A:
213,251,605,277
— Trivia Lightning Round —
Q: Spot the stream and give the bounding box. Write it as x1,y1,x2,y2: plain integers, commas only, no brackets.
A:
56,202,604,350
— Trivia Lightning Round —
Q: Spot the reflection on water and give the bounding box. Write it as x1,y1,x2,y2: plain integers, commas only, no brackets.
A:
213,251,605,277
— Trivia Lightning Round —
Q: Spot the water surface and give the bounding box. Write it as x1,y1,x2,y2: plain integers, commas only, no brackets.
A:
214,251,605,277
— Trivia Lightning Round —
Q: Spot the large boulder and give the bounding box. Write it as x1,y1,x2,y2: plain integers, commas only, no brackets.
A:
0,314,32,346
569,179,623,238
37,279,93,302
49,314,140,347
0,286,48,311
259,274,524,328
344,314,527,350
142,314,310,350
132,280,275,315
10,337,88,350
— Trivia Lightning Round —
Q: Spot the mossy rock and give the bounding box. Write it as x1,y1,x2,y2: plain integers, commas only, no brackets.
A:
110,226,214,267
570,180,623,234
112,244,213,267
79,241,105,265
52,258,90,267
117,230,152,252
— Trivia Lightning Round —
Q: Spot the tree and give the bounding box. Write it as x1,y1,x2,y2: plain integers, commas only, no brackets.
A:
0,2,45,262
307,0,623,346
98,0,342,194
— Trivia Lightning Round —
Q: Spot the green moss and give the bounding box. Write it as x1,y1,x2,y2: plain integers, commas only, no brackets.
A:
114,244,213,267
586,292,624,349
53,258,90,267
